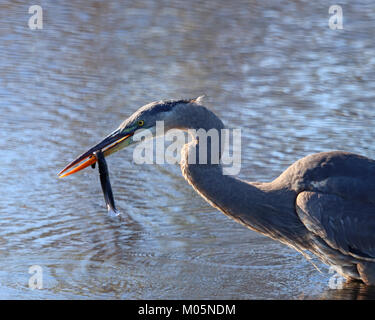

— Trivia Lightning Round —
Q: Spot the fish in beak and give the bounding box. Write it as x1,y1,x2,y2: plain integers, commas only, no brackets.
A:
94,150,119,216
58,128,135,178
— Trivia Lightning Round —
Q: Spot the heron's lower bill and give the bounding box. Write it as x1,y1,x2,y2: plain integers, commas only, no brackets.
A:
58,155,97,178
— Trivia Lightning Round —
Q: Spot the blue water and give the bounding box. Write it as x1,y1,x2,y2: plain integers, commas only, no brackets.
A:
0,0,375,299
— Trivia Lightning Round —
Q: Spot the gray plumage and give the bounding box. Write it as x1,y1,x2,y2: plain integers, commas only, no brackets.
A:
117,98,375,284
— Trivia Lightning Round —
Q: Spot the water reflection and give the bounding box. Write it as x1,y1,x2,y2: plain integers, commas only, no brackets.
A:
0,0,374,299
321,281,375,300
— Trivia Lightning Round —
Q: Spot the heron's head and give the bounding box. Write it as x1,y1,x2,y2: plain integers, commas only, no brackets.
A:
58,96,205,178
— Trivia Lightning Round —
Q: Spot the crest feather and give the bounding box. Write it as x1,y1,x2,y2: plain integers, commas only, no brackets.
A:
191,95,205,104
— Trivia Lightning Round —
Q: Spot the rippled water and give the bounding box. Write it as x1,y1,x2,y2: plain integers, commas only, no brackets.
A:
1,0,375,299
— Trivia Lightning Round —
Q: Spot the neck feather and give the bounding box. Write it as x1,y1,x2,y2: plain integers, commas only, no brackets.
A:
177,104,307,247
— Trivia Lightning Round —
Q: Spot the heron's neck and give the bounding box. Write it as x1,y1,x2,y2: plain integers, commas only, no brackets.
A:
178,105,303,243
172,103,225,132
182,156,302,243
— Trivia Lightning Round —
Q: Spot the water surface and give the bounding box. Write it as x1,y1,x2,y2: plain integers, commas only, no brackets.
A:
0,0,375,299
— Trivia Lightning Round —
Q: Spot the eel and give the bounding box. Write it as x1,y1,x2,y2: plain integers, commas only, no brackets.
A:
93,150,120,217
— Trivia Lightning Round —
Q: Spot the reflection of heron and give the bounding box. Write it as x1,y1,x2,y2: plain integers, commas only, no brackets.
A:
321,279,375,300
59,97,375,285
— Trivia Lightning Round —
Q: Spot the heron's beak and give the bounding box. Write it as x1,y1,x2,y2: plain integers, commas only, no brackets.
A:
58,128,135,178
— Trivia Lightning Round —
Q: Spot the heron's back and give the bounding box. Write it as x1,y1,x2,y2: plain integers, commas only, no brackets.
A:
273,151,375,205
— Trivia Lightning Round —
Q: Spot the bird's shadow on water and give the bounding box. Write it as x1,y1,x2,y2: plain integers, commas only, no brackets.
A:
320,280,375,300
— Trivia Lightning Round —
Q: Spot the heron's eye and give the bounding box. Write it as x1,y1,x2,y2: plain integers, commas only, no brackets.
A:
137,120,144,127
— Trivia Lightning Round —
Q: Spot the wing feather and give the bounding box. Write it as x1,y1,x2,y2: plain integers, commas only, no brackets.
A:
296,191,375,261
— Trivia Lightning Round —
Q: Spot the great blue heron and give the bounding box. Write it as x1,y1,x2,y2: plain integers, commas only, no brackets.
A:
59,97,375,285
